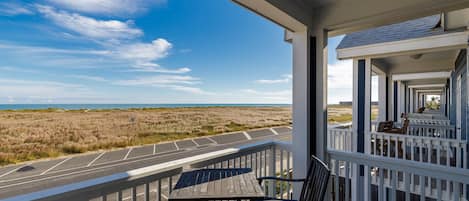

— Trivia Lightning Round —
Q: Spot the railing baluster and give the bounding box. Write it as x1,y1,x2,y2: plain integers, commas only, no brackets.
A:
378,167,384,201
405,172,411,201
145,182,150,201
437,178,442,201
345,161,350,201
132,186,137,201
334,159,339,201
118,191,122,201
157,179,162,201
420,175,425,201
453,182,460,201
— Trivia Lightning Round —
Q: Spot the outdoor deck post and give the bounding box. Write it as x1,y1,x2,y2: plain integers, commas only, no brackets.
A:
292,27,328,199
352,58,371,201
292,30,310,198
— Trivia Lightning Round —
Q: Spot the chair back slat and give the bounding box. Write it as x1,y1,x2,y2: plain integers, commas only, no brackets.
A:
298,155,330,201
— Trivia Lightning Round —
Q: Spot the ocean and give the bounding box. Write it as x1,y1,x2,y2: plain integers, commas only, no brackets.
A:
0,104,291,110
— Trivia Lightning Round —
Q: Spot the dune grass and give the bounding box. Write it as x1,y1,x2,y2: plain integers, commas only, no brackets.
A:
0,106,292,166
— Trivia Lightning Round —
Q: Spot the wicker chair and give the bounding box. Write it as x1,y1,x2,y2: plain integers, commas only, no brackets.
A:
257,155,330,201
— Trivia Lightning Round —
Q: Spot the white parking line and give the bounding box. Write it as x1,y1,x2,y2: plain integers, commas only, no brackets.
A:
0,131,288,188
270,128,279,135
173,142,180,150
191,139,199,146
0,164,31,178
243,131,252,140
153,144,157,154
87,152,105,167
206,137,218,144
123,148,133,160
40,158,71,176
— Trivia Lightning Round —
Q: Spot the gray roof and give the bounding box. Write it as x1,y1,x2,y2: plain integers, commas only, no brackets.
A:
337,15,446,49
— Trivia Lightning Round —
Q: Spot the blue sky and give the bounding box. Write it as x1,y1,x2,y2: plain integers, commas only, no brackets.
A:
0,0,358,104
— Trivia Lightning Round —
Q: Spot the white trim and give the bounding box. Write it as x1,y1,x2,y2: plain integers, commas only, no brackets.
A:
416,89,443,93
408,84,446,88
337,31,469,59
392,71,452,81
232,0,307,32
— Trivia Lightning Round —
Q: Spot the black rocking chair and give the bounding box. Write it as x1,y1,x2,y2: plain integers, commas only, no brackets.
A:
257,155,331,201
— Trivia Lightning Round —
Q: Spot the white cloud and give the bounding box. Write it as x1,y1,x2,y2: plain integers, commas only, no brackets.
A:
116,39,171,61
46,0,164,16
255,74,292,84
328,60,353,89
241,89,292,102
36,5,143,41
113,75,213,95
68,75,107,82
0,2,33,16
0,66,39,74
114,75,200,86
0,79,97,103
168,85,213,95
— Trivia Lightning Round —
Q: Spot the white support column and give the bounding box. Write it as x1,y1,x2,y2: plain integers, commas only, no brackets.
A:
397,81,405,121
351,58,372,201
291,28,328,200
378,73,387,122
409,88,414,113
292,31,309,197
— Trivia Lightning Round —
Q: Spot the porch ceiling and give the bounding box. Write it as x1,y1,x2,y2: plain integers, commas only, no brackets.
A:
234,0,469,34
374,49,460,74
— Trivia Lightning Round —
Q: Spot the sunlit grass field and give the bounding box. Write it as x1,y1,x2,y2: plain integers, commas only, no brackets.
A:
0,107,291,165
0,105,368,166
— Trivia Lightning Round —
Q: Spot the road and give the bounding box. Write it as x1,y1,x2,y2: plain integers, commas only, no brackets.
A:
0,126,292,199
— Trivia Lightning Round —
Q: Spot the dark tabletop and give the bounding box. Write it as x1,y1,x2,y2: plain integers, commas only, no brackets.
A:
169,168,265,201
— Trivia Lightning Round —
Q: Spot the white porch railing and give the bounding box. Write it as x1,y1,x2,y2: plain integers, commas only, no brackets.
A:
409,119,451,126
2,141,293,201
329,150,469,201
408,113,449,121
328,128,353,152
407,124,458,139
328,126,466,169
369,132,467,169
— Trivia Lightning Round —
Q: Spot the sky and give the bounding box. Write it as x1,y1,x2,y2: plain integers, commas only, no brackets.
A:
0,0,369,104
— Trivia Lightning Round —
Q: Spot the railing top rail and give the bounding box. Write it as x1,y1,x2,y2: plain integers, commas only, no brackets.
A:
328,149,469,184
3,140,287,201
369,131,463,143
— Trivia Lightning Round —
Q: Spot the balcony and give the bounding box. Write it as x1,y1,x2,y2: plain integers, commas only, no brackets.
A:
6,122,468,201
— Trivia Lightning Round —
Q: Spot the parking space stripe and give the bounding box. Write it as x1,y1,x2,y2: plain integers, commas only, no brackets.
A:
270,128,279,135
40,158,71,176
191,139,199,146
153,144,157,154
123,148,133,160
206,137,218,144
173,142,179,150
0,164,31,178
87,152,105,167
243,131,252,140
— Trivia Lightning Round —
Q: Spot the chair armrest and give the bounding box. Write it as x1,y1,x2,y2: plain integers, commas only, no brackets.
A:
257,176,305,185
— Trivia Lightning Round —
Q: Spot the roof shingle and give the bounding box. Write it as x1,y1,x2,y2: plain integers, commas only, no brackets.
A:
336,15,445,49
